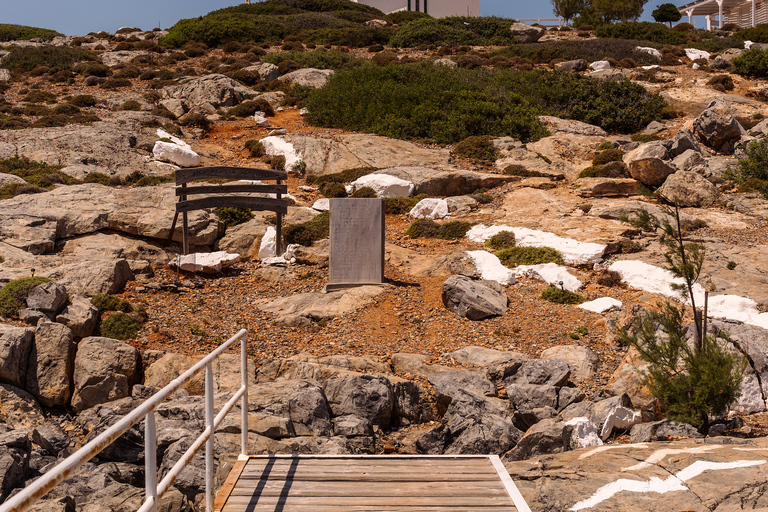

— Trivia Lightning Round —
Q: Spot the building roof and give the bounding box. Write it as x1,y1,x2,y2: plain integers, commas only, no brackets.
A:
678,0,754,16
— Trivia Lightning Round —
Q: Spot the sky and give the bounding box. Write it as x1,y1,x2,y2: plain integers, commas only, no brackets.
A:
3,0,662,37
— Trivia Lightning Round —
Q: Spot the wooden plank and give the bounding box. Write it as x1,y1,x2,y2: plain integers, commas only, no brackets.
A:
242,458,498,471
213,457,248,512
221,495,515,507
175,184,287,196
228,481,509,496
176,196,288,214
238,472,500,482
222,505,515,512
176,166,287,185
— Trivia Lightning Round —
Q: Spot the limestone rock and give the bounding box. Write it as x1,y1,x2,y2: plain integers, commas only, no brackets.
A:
574,177,644,197
31,422,70,456
324,373,394,427
25,282,68,313
26,322,74,407
659,170,718,207
671,148,706,172
694,97,746,153
623,142,676,187
541,345,599,384
169,251,240,273
259,286,385,322
71,337,140,412
441,275,508,320
374,167,514,196
504,359,571,388
42,259,134,296
278,68,334,88
159,98,186,118
509,22,545,43
153,140,201,167
161,74,254,108
504,418,568,461
55,296,98,338
243,62,280,82
101,51,147,66
506,383,558,410
409,198,449,220
554,59,587,72
669,129,702,158
538,116,607,137
346,174,414,198
0,384,45,430
0,173,25,186
0,326,33,389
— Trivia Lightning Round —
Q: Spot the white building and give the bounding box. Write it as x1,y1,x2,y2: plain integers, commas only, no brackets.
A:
678,0,768,29
352,0,479,18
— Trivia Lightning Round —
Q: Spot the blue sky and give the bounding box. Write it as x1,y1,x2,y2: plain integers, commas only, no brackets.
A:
4,0,660,37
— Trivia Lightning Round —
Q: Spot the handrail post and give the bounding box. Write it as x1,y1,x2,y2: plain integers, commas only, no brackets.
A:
145,411,158,512
241,332,248,457
205,364,214,512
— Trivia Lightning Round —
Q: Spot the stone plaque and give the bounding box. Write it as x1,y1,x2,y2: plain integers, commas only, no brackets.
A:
329,198,385,287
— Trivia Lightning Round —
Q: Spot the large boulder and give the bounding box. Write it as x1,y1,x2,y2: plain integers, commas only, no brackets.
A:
42,259,134,296
541,345,599,384
25,282,68,313
243,62,280,82
26,322,74,407
71,337,140,412
0,384,45,430
623,142,676,187
345,174,414,197
442,275,508,320
373,167,514,196
509,22,545,43
658,170,718,207
574,177,644,198
278,68,334,88
55,296,98,338
161,74,254,108
323,373,394,427
669,129,702,158
693,97,745,153
0,326,33,389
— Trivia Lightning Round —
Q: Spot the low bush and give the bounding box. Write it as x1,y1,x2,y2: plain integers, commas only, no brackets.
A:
595,22,687,45
305,166,377,186
215,207,253,227
0,23,62,42
180,112,211,131
592,148,624,165
497,246,563,266
732,48,768,77
320,181,348,198
67,94,97,107
0,156,77,189
228,99,275,117
245,139,265,157
406,218,440,238
91,293,132,312
436,220,472,239
486,230,515,250
578,161,629,178
119,100,142,111
82,172,112,185
262,49,364,70
351,186,377,198
100,312,141,340
735,23,768,43
726,139,768,198
123,171,174,187
707,74,734,92
284,211,330,245
596,270,623,287
540,285,586,304
451,135,497,161
390,16,516,47
492,39,661,66
2,46,98,73
23,90,57,104
503,164,544,177
384,194,425,214
0,276,51,318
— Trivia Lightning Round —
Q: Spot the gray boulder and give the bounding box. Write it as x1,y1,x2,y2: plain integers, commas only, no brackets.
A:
391,377,434,426
0,443,28,499
247,380,333,437
541,345,599,384
278,68,334,88
554,59,587,72
709,55,733,70
374,167,514,196
442,275,508,320
243,62,280,82
694,97,745,153
332,415,372,437
25,282,68,313
506,383,558,410
0,325,33,389
509,22,545,43
0,384,45,430
659,170,718,207
669,129,702,157
574,177,644,198
323,373,394,427
623,142,676,186
55,296,99,338
537,116,607,137
161,74,254,108
26,322,74,407
671,148,706,172
503,418,568,461
31,422,70,456
503,358,571,387
71,337,140,412
43,259,134,297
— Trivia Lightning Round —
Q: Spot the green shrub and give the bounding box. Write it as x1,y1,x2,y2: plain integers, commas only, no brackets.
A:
351,186,377,198
67,94,97,107
262,49,364,70
595,22,686,45
630,132,663,143
735,23,768,43
540,284,586,304
215,207,253,227
100,311,141,340
91,293,132,312
245,139,265,157
0,276,51,318
0,23,62,42
707,74,734,92
451,135,497,161
305,167,377,186
0,156,77,189
592,148,624,165
436,220,472,239
382,195,422,214
486,230,515,250
390,16,516,47
181,112,211,131
578,161,629,178
503,165,544,177
406,218,440,238
491,39,661,66
306,64,666,143
2,46,96,73
284,211,330,245
732,138,768,182
119,100,142,111
320,181,348,198
123,171,174,187
736,177,768,196
23,90,57,104
82,172,112,185
229,99,275,117
497,246,563,266
733,48,768,77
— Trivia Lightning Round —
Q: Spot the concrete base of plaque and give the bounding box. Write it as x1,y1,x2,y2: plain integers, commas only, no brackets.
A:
326,198,385,292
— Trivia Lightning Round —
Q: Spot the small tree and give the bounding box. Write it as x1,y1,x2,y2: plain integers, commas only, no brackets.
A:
652,3,683,27
619,205,745,434
551,0,588,25
593,0,649,23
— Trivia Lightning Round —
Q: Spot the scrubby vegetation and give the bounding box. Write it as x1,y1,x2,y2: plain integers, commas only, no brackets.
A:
383,194,426,214
306,64,666,143
0,23,62,42
91,293,133,313
732,48,768,77
497,246,563,266
305,167,378,186
284,211,330,245
725,138,768,197
262,49,365,70
451,135,497,161
485,231,515,250
0,277,51,318
0,156,77,198
100,311,141,340
390,16,516,47
215,207,254,227
1,46,98,73
540,285,586,305
405,219,473,239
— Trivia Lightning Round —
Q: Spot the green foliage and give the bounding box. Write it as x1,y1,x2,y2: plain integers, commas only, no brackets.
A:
119,100,142,111
305,167,377,186
621,209,660,232
320,181,348,198
735,23,768,43
726,139,768,198
0,23,62,42
0,276,51,318
592,148,624,165
229,99,275,117
596,21,686,45
707,74,734,92
451,135,497,161
245,139,265,157
405,218,440,238
123,171,174,187
619,302,744,431
262,49,364,70
384,194,425,214
436,220,473,240
591,0,650,24
727,260,737,270
540,284,586,304
732,48,768,77
215,207,253,227
390,16,517,47
0,156,77,190
100,312,141,340
91,293,132,313
351,186,377,198
181,112,211,131
503,165,544,177
497,246,563,266
491,39,662,66
2,46,97,73
485,231,516,250
284,211,329,245
551,0,588,25
578,161,629,178
630,132,663,142
652,3,682,26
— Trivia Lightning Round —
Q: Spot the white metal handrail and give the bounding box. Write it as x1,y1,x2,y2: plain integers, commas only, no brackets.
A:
0,329,249,512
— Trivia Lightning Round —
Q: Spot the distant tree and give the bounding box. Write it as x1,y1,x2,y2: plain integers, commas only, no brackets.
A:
551,0,588,25
653,3,683,27
592,0,650,23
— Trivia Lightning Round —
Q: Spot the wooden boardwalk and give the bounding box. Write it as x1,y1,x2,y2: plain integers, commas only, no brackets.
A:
214,455,530,512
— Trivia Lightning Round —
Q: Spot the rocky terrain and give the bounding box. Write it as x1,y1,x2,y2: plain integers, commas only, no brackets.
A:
2,16,768,512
